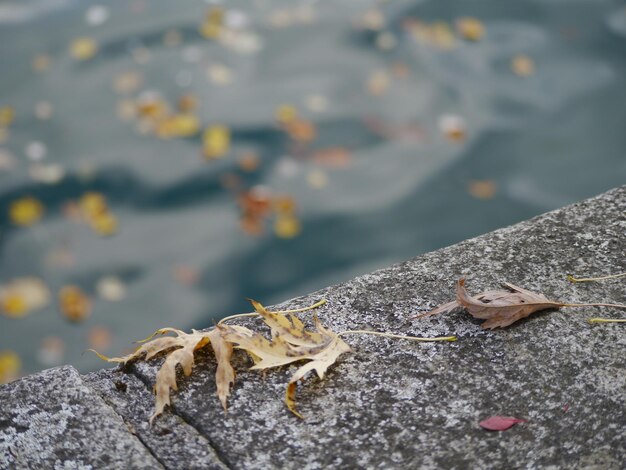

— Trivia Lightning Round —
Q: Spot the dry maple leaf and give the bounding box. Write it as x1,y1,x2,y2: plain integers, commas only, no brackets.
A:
415,279,626,329
219,299,351,418
91,328,234,424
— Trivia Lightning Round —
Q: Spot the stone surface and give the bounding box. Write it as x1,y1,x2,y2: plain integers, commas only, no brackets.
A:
0,366,161,469
1,186,625,469
84,369,228,470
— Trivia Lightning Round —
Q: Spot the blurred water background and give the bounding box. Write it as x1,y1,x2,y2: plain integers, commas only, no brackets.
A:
1,0,625,380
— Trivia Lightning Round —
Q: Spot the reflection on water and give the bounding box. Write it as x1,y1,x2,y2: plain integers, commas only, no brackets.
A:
1,0,625,380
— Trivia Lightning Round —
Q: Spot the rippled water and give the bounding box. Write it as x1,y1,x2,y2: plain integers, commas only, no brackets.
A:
1,0,625,378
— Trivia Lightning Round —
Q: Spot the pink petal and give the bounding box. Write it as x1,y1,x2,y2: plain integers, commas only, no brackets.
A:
479,416,527,431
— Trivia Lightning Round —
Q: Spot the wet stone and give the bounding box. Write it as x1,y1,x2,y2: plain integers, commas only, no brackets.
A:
0,366,160,469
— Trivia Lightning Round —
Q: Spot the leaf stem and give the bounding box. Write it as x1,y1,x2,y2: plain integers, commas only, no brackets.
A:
218,299,327,325
338,330,457,342
588,318,626,324
567,272,626,283
274,299,327,314
218,312,258,325
563,302,626,309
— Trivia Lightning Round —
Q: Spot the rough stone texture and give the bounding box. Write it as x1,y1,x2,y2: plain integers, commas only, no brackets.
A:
1,186,625,469
0,366,161,469
84,369,228,470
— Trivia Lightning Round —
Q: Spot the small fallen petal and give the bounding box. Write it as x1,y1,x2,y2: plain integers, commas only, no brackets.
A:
479,416,527,431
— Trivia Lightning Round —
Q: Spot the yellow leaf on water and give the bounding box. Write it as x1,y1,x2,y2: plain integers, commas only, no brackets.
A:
70,37,98,61
202,126,231,159
199,8,224,39
79,192,108,217
456,17,485,41
59,285,92,323
274,216,301,239
156,114,200,138
275,105,298,126
0,277,50,317
0,106,15,127
1,293,28,318
9,197,44,226
0,351,21,384
89,211,118,236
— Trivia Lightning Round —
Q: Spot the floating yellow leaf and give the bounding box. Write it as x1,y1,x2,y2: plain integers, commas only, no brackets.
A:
70,37,98,61
136,96,169,120
0,277,50,318
202,126,231,159
89,211,118,236
1,293,27,317
79,192,107,217
456,17,485,41
59,285,92,323
274,216,301,239
156,114,200,139
0,351,21,384
273,195,297,214
0,106,15,127
9,197,44,226
276,105,298,126
199,8,224,39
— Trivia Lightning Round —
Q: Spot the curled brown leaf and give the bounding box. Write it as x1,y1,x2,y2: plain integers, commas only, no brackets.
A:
415,279,566,329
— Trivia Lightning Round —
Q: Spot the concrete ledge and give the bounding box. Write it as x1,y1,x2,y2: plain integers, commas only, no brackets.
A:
1,185,625,469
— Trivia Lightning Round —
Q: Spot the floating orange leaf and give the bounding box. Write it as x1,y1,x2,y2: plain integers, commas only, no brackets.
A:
512,55,535,77
456,17,485,41
59,285,92,323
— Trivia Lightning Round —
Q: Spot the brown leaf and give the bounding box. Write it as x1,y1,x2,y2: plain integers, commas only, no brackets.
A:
415,279,566,329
